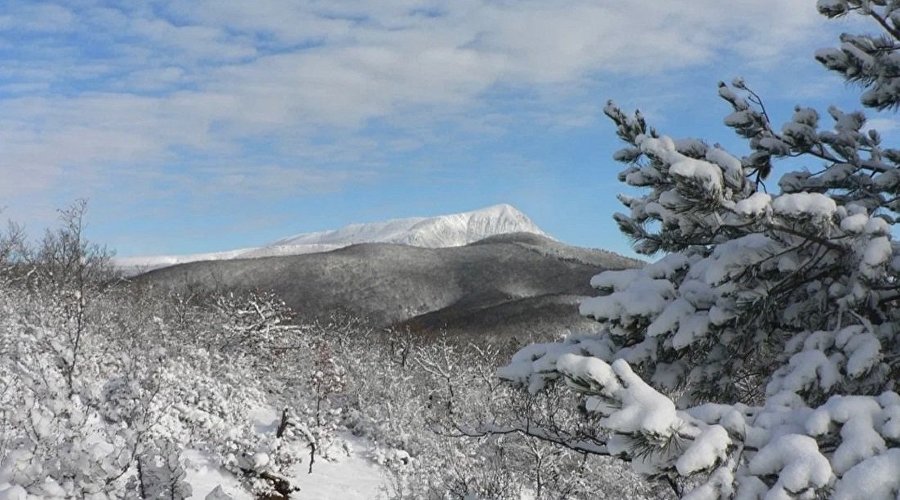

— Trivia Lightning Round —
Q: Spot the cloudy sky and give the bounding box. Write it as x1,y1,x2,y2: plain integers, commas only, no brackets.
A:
0,0,883,257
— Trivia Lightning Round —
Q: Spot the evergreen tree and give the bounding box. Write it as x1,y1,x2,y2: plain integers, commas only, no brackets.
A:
500,2,900,498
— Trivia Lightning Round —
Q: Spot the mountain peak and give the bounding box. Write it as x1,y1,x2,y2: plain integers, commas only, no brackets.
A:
273,203,549,248
116,204,550,273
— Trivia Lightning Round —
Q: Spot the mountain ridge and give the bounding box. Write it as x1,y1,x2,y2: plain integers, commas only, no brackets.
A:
115,204,549,273
272,203,547,247
135,232,642,337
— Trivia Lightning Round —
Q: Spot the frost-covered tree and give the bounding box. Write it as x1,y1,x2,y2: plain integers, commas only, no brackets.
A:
344,331,657,500
0,206,305,499
0,204,165,498
500,3,900,498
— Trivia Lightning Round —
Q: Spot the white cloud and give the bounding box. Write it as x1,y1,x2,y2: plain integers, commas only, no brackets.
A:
0,3,75,33
0,0,841,219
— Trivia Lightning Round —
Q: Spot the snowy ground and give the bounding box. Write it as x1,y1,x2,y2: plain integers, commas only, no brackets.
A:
289,443,388,500
185,407,387,499
185,443,387,500
183,450,252,500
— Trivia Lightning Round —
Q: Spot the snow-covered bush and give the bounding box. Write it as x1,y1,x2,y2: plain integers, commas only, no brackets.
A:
0,204,161,497
500,3,900,498
0,203,661,498
0,205,308,498
153,293,310,498
127,439,193,500
333,327,657,499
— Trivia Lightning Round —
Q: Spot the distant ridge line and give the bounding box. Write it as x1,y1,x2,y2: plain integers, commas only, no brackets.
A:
114,204,550,273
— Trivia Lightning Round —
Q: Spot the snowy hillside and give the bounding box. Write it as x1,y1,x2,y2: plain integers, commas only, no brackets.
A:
115,204,548,273
138,232,641,332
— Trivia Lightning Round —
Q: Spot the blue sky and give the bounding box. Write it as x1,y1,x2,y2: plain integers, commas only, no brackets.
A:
0,0,891,258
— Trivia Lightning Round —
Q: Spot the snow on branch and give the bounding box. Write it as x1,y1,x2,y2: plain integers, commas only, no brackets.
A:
502,4,900,497
500,354,900,498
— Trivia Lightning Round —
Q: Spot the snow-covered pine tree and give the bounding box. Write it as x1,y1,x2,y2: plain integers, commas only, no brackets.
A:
499,2,900,498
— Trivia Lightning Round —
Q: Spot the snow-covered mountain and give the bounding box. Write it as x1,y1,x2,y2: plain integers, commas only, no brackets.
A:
115,204,549,273
270,203,547,248
138,231,641,332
